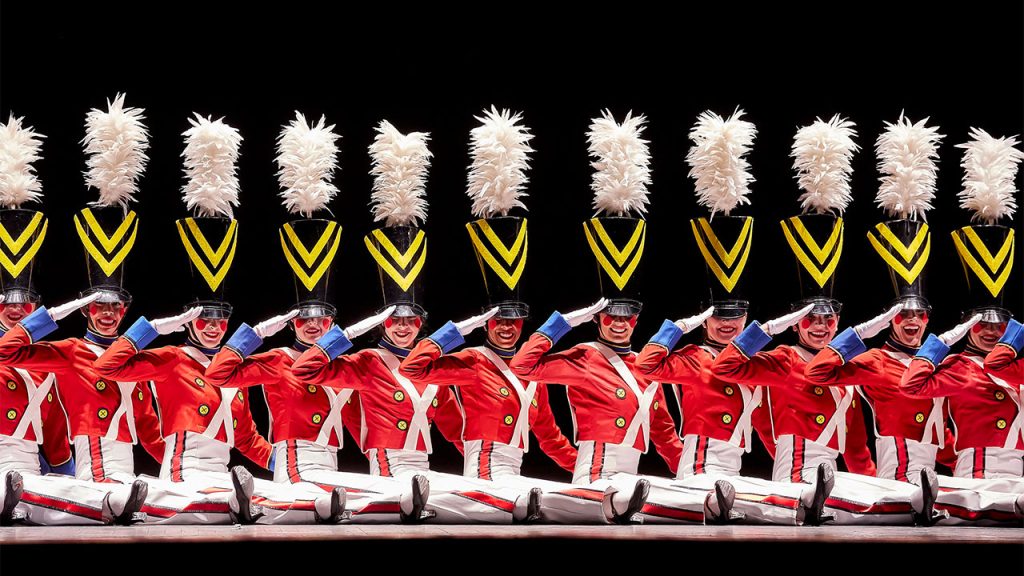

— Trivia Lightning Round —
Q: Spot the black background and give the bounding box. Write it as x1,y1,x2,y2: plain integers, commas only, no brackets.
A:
1,4,1021,481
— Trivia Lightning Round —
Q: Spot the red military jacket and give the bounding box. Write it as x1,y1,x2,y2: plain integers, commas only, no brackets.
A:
205,339,361,449
508,316,682,475
0,356,72,467
711,323,876,475
291,332,459,454
637,338,765,451
400,337,578,473
901,339,1023,452
0,314,164,463
93,326,272,468
985,318,1024,385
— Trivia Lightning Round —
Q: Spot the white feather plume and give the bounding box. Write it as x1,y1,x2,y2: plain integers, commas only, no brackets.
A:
686,109,757,216
874,114,944,220
956,128,1023,225
587,110,651,216
791,115,858,214
82,93,150,209
0,115,45,209
276,112,341,217
181,113,243,218
467,107,534,218
368,120,431,227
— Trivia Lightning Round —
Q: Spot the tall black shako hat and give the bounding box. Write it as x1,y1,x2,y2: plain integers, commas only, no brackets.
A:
364,120,432,319
0,115,49,305
583,111,652,317
176,113,244,319
275,112,343,319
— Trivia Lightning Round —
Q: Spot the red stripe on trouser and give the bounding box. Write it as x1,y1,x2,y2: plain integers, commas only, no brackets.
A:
589,443,605,482
141,501,232,518
172,432,185,482
287,440,301,483
456,490,516,513
791,439,804,483
21,490,105,521
694,436,707,475
735,493,802,510
639,502,704,522
89,437,105,482
479,441,493,480
555,488,605,502
252,496,317,511
376,450,391,477
353,502,402,516
895,438,909,482
973,448,986,479
824,498,914,514
935,502,1019,522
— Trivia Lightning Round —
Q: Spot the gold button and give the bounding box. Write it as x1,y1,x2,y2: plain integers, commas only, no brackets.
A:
914,412,925,423
852,399,857,408
504,415,514,425
758,401,763,408
46,393,53,403
615,417,626,428
307,385,317,394
997,419,1007,430
95,381,107,392
394,391,405,402
194,377,205,388
233,418,238,429
5,409,16,420
312,413,323,424
813,386,824,396
236,391,244,402
5,381,16,391
431,397,439,408
724,386,734,396
500,387,510,397
531,398,538,408
138,391,144,401
815,414,826,425
722,413,733,425
397,420,408,431
995,391,1006,401
653,401,660,410
199,404,210,416
97,408,109,420
615,388,627,399
346,397,352,404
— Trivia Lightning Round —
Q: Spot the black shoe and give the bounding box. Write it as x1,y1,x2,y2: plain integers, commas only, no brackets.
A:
318,487,348,524
112,479,149,525
0,471,24,526
710,479,745,524
401,474,434,523
612,478,649,525
804,463,836,526
522,487,543,523
915,468,946,526
230,466,262,524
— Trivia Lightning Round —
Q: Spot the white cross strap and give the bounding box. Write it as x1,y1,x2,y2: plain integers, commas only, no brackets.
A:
474,346,538,452
10,370,55,443
373,349,438,453
965,355,1023,450
583,342,658,451
83,342,139,443
181,345,237,447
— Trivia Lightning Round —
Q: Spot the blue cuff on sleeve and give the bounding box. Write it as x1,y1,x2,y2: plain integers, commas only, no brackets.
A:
733,322,772,357
997,319,1024,355
429,321,465,354
52,457,75,476
916,334,951,365
537,312,572,344
125,317,159,350
21,307,58,342
649,319,684,350
828,328,868,364
226,323,263,358
316,326,353,361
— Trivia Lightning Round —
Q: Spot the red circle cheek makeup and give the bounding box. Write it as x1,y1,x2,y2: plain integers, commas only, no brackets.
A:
800,319,811,329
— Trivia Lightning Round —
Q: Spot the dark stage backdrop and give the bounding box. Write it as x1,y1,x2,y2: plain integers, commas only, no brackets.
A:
1,5,1021,480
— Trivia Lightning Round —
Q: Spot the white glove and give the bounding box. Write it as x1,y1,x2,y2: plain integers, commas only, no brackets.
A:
762,303,815,336
151,307,203,335
0,294,6,305
343,305,397,340
455,307,500,336
854,303,904,340
675,306,715,334
254,310,299,340
938,314,983,346
563,298,608,328
49,292,103,322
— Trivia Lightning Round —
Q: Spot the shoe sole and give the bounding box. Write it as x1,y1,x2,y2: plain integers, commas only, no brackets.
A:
230,466,257,524
1,471,23,525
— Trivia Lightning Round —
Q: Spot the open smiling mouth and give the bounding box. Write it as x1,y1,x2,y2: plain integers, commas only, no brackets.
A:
609,326,628,335
902,325,921,335
96,317,117,329
717,326,736,335
496,330,515,339
809,330,828,338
